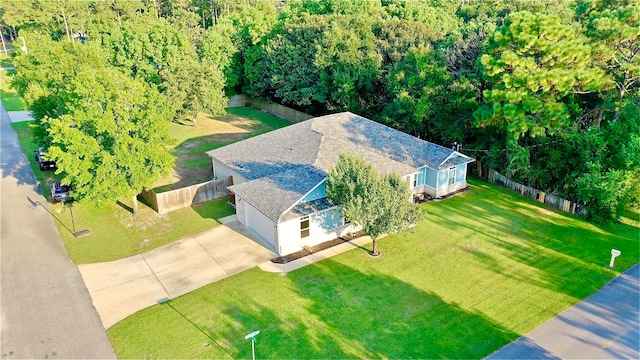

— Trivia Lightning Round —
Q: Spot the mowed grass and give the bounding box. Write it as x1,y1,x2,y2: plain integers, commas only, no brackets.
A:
153,106,291,191
1,69,27,111
11,121,235,264
10,105,289,262
107,179,639,359
168,107,292,147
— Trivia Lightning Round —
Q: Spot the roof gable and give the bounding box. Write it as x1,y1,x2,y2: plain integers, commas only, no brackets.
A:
228,164,326,222
210,112,475,222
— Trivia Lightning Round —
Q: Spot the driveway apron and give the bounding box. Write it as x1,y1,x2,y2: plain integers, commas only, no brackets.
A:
0,104,115,358
78,221,276,329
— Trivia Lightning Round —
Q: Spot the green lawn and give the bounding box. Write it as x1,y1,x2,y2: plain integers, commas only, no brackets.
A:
10,104,290,263
107,179,639,359
1,68,27,111
11,121,235,264
154,106,292,192
168,107,291,147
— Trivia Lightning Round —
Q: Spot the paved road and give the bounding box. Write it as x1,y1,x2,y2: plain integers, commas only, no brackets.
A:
0,104,115,358
488,263,640,359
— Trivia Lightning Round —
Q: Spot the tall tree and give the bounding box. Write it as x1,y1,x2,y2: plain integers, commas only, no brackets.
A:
326,153,420,256
160,57,227,125
198,21,238,89
44,66,174,212
577,0,639,122
100,13,196,86
315,14,382,113
244,13,326,110
474,11,608,175
475,11,607,140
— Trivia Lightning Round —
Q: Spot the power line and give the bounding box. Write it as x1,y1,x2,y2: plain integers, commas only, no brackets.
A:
460,138,565,153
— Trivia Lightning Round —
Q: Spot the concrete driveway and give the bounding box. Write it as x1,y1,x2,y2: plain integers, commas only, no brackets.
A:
78,217,276,328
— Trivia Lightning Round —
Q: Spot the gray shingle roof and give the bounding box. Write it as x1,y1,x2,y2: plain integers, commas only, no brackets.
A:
280,197,339,222
228,165,327,222
209,112,474,222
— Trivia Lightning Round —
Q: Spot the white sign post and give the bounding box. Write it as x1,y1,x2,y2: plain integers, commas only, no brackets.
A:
245,330,260,360
609,249,621,268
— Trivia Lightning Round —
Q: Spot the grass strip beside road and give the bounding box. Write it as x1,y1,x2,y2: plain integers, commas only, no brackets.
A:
1,69,26,111
11,121,235,264
9,105,290,263
107,179,639,359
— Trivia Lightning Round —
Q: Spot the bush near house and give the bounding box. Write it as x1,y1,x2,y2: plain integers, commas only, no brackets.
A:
107,178,639,359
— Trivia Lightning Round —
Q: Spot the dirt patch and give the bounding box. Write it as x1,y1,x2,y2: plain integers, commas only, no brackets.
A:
154,115,261,191
538,208,555,216
271,231,365,263
163,160,214,190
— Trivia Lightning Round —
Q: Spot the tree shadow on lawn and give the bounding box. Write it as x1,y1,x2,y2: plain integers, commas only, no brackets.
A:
428,209,613,299
279,259,518,359
220,301,350,359
222,107,291,134
211,260,518,359
428,182,637,299
157,133,245,191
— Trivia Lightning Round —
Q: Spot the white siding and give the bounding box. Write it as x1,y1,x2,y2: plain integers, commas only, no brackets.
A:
235,196,246,225
276,209,357,256
277,218,301,256
245,201,277,248
212,159,247,185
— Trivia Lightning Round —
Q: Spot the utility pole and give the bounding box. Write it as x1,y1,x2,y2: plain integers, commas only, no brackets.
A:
0,24,7,55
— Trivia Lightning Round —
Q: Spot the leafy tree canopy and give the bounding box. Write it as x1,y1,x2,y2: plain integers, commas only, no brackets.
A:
45,66,174,207
326,153,420,256
475,11,608,140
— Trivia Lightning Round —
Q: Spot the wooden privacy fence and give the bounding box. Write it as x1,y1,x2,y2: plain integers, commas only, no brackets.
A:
226,94,250,107
227,95,313,123
141,96,311,215
141,178,229,214
486,169,588,217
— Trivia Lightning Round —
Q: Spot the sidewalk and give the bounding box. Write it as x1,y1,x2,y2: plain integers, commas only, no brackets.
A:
5,110,33,123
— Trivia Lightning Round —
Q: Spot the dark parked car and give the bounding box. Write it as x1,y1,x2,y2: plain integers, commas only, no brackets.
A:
34,148,56,170
51,182,73,203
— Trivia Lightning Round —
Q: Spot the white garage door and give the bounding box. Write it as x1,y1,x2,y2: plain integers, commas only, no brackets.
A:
245,202,277,248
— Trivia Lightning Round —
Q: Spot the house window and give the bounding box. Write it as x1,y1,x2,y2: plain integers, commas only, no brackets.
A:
300,216,310,238
448,167,456,185
413,174,417,188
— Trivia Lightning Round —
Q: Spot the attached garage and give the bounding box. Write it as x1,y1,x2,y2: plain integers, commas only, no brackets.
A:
244,199,277,248
208,112,475,257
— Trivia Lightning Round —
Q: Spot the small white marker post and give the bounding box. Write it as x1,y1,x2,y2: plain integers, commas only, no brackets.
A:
609,249,621,268
245,330,260,360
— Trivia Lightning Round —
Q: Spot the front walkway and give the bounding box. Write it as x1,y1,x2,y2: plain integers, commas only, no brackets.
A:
5,110,33,123
78,216,276,329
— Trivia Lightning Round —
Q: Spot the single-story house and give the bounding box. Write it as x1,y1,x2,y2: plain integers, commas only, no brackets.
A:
207,112,474,256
